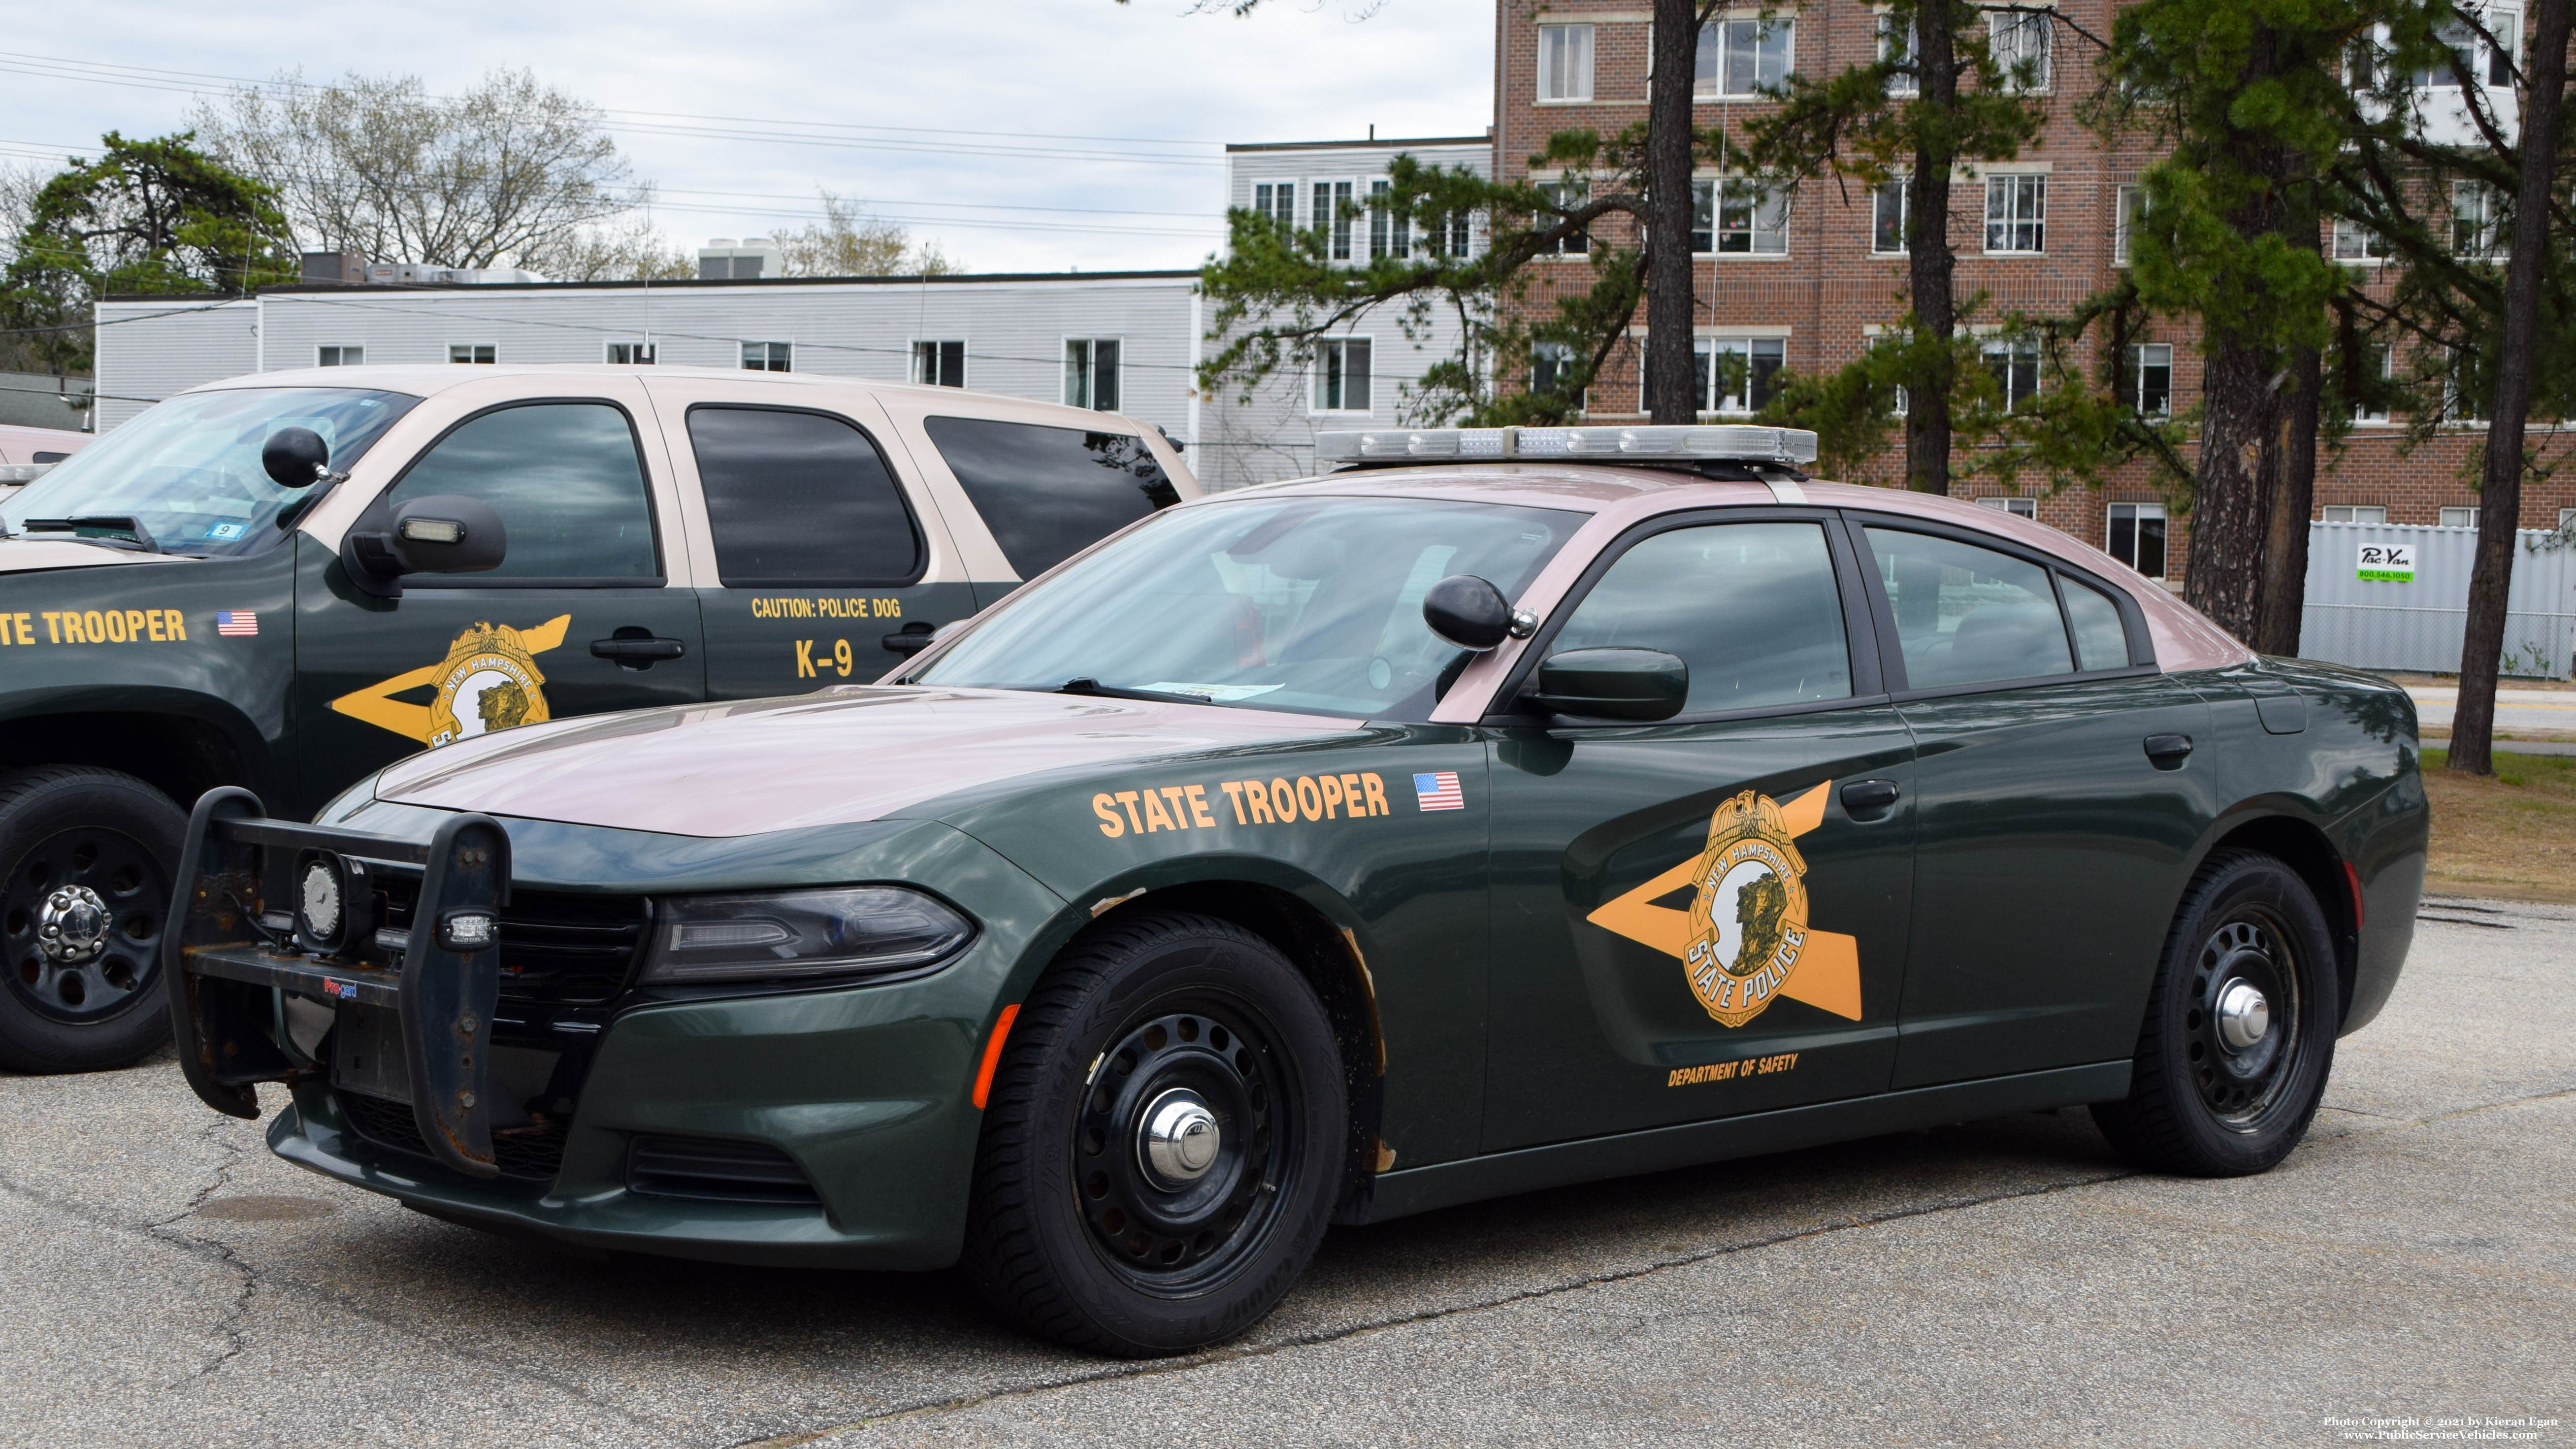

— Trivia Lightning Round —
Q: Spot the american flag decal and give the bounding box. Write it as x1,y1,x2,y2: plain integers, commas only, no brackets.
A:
214,610,258,637
1413,770,1465,812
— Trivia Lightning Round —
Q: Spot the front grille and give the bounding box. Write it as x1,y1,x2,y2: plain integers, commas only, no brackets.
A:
378,883,647,1004
336,1090,571,1183
626,1135,821,1205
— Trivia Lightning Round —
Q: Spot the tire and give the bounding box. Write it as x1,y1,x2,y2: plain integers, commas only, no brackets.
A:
2092,849,2340,1177
0,766,185,1074
964,911,1347,1356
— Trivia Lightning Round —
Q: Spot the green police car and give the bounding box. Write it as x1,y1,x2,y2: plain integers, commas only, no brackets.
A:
0,364,1192,1072
165,424,2426,1355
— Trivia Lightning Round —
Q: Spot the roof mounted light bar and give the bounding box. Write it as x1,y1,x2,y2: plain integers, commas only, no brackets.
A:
1314,424,1819,469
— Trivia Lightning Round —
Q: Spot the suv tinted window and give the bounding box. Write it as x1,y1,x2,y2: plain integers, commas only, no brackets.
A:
1550,522,1853,713
1864,527,2073,688
921,416,1178,579
389,402,657,581
687,406,921,586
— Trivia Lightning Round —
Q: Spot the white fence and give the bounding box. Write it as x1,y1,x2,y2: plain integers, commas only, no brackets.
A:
2298,521,2576,679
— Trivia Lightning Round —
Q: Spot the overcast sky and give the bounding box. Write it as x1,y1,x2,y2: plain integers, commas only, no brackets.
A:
2,0,1494,275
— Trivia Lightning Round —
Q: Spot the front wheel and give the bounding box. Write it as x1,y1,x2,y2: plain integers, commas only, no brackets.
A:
2092,849,2340,1177
0,767,184,1073
963,912,1347,1356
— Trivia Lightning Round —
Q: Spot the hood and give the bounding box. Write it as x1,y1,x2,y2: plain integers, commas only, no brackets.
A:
372,686,1359,837
0,537,194,574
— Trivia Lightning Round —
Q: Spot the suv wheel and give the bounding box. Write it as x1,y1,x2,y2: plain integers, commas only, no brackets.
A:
2092,849,2340,1176
0,767,184,1073
964,912,1347,1356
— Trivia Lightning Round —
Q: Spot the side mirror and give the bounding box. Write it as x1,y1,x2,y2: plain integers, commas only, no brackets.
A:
261,428,330,489
341,495,507,597
1423,574,1514,651
1525,648,1689,722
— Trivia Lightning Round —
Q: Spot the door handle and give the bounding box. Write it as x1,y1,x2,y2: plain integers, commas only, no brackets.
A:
882,621,938,656
1840,779,1901,814
2144,733,2194,768
590,629,686,669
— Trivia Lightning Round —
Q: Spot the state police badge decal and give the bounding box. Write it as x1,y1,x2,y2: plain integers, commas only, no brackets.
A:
1684,790,1811,1028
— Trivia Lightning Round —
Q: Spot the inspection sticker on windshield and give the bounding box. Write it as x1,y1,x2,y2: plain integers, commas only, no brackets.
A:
1414,771,1466,812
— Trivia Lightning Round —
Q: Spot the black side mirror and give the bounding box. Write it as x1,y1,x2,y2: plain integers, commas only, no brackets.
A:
1423,574,1514,651
341,494,507,597
1525,648,1689,722
261,428,330,489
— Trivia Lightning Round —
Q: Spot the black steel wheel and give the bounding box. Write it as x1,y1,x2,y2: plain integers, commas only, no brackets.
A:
965,911,1346,1355
0,767,183,1073
2093,849,2339,1176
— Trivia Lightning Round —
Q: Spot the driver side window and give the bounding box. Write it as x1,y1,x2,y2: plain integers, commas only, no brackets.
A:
386,403,659,583
1549,521,1854,714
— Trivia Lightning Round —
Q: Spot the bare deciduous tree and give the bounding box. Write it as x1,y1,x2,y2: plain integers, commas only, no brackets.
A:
775,191,961,277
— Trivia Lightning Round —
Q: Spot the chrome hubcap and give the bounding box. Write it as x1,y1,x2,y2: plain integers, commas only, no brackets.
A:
36,886,111,964
2215,979,2271,1052
1140,1088,1220,1185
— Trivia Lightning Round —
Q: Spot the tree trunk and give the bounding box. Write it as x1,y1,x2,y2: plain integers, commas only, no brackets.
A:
2452,0,2570,776
2186,338,2281,642
2256,342,2321,656
1904,0,1961,494
1645,0,1700,425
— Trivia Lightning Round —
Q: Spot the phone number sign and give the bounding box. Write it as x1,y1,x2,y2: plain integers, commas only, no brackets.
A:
2358,543,2416,583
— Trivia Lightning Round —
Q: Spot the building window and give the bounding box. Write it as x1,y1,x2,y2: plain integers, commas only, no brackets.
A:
448,343,496,364
1370,180,1412,260
2452,181,2508,259
2132,343,2173,415
1978,496,2039,519
2440,506,2480,528
1532,341,1578,402
1985,174,2046,253
2446,347,2486,422
913,340,966,388
2559,506,2576,529
1693,337,1787,414
2353,343,2395,423
1538,23,1596,101
2114,185,2144,265
1880,14,1919,95
2322,505,2389,523
1421,206,1475,259
1692,179,1789,255
1989,9,2054,92
1873,178,1909,254
1984,338,2042,412
1697,18,1794,98
2107,502,2168,579
1311,337,1374,413
2332,215,2389,262
1065,338,1121,411
2414,11,2517,87
1252,181,1297,230
605,341,655,365
316,345,363,367
1540,181,1591,255
742,341,792,372
1312,179,1355,261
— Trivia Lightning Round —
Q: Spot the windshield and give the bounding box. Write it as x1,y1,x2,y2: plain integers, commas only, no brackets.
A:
916,494,1578,720
0,387,419,557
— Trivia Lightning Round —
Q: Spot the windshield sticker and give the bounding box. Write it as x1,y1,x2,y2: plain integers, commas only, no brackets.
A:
1092,772,1397,837
1585,783,1865,1030
330,616,570,747
0,609,191,647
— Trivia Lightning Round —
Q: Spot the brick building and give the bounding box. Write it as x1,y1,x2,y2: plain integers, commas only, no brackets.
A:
1488,0,2576,583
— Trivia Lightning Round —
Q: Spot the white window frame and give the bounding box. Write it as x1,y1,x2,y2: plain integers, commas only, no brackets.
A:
1538,23,1596,102
1987,7,2054,93
1369,179,1413,261
1538,180,1592,257
2451,180,2509,260
2114,185,2144,265
2558,506,2576,529
1984,337,2043,412
448,343,495,365
1879,12,1920,95
2332,215,2389,263
2353,343,2395,424
1531,340,1581,406
1697,17,1795,99
1873,177,1910,255
1978,496,2039,518
1312,178,1357,262
740,340,792,372
2446,347,2486,423
1251,180,1299,231
1688,335,1789,416
1064,336,1123,411
604,341,655,365
2106,501,2170,579
912,338,967,388
2322,505,2389,523
316,344,363,367
1984,173,2047,254
1692,177,1790,256
2132,343,2174,416
2440,506,2481,528
2414,8,2518,88
1309,336,1376,415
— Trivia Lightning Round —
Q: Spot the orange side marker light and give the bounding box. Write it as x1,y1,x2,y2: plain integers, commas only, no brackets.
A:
2342,860,2365,931
971,1003,1021,1110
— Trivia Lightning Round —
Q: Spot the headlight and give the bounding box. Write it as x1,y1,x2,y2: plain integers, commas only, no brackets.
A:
638,887,975,987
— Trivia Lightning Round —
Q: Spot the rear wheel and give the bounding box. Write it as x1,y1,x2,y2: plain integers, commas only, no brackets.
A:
964,912,1346,1356
2092,849,2339,1176
0,767,183,1074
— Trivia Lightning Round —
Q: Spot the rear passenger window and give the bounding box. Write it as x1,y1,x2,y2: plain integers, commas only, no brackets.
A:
1550,522,1853,714
389,403,658,582
1864,528,2073,689
2062,577,2131,671
687,406,922,586
921,416,1179,579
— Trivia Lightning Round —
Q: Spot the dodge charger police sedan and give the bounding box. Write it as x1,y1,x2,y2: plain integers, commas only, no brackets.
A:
164,424,2426,1356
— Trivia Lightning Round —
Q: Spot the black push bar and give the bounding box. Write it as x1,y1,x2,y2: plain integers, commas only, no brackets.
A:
163,788,514,1179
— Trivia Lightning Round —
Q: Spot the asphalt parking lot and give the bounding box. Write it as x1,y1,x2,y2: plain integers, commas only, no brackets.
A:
2,900,2568,1449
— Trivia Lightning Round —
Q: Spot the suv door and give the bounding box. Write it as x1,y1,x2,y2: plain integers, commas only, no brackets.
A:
657,385,977,696
1479,512,1917,1153
295,390,706,805
1848,519,2216,1089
